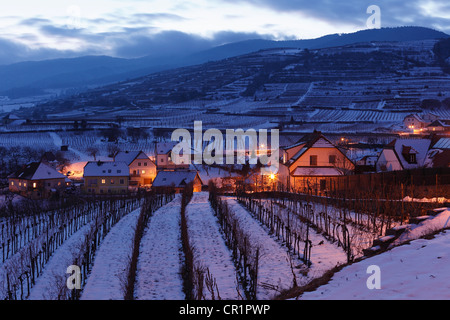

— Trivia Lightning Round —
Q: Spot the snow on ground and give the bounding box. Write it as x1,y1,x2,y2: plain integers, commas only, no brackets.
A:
224,198,299,300
134,194,184,300
392,208,450,246
299,230,450,300
81,207,142,300
299,208,450,300
186,192,240,300
259,199,348,279
28,222,94,300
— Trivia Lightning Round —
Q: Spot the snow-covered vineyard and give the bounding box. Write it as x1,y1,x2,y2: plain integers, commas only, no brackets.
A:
1,189,448,300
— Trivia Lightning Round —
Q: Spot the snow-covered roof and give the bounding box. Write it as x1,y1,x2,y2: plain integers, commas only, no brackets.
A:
432,138,450,149
84,161,129,177
152,171,202,188
291,167,344,176
156,142,178,155
392,138,431,169
9,162,66,180
288,133,337,164
115,151,150,165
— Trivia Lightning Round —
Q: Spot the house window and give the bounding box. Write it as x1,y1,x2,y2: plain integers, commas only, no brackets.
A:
111,179,115,184
101,179,106,184
117,170,121,173
142,170,146,174
138,162,141,166
24,183,27,187
144,162,148,166
329,155,336,164
120,179,124,184
19,182,21,186
10,181,14,186
408,154,417,164
310,155,318,166
33,182,37,188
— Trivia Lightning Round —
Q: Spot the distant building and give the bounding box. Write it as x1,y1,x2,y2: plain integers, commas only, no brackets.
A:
83,161,129,194
355,155,378,173
152,170,203,193
403,113,440,134
155,141,189,170
114,151,157,187
2,113,21,126
427,119,450,133
376,138,432,172
8,162,69,199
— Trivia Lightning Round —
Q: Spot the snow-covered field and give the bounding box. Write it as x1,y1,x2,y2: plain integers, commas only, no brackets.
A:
81,207,142,300
134,194,185,300
186,192,240,300
300,231,450,300
1,188,447,301
299,208,450,300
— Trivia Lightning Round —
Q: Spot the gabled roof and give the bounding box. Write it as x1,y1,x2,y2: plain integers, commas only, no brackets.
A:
428,119,450,127
152,171,203,188
156,142,178,155
383,138,432,169
432,138,450,149
404,114,424,122
83,161,129,177
287,131,344,166
9,162,66,180
115,151,151,165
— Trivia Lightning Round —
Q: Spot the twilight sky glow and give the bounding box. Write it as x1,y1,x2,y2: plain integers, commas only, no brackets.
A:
0,0,449,65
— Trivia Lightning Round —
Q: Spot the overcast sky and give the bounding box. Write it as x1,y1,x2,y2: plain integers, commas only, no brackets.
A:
0,0,449,65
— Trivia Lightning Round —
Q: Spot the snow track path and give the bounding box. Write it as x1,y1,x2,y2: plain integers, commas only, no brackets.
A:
186,192,240,300
81,208,142,300
225,198,298,300
134,194,184,300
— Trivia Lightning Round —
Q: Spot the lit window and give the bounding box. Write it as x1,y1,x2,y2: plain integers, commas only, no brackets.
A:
33,183,37,188
142,170,146,174
102,179,106,184
11,181,14,186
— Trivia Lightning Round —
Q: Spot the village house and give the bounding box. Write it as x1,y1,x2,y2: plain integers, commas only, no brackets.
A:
83,161,129,195
427,119,450,133
403,113,439,133
424,137,450,168
8,162,70,199
375,138,432,172
278,132,355,194
114,151,157,187
155,141,190,170
151,170,203,193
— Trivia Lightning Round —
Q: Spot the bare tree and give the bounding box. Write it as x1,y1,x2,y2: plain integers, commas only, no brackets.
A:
86,147,99,161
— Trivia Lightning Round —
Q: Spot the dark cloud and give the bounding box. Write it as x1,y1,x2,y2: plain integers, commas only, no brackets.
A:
222,0,450,31
20,18,52,26
111,30,276,59
0,38,89,65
